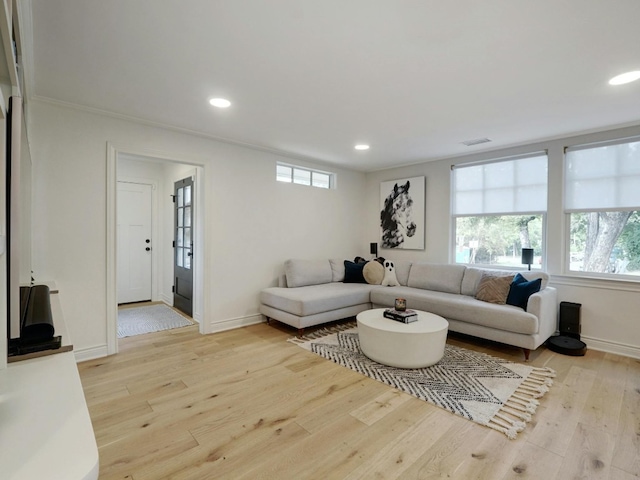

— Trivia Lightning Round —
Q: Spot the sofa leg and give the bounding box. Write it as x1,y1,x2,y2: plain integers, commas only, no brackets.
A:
523,348,531,361
265,316,271,325
298,328,305,337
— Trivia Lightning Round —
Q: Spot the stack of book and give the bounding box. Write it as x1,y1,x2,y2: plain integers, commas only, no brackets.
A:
383,308,418,323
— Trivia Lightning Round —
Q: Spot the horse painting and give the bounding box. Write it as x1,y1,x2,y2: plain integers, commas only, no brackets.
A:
380,180,417,248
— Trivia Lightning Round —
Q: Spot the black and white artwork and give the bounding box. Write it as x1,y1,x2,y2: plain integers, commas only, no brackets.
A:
379,176,425,250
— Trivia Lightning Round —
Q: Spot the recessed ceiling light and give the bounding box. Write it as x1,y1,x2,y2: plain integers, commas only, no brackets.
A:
608,71,640,85
209,98,231,108
355,144,370,150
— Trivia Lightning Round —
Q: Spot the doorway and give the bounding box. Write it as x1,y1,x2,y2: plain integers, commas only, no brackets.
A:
107,145,206,355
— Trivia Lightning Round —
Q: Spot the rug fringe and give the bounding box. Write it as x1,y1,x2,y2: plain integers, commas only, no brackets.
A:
488,413,526,440
487,364,556,439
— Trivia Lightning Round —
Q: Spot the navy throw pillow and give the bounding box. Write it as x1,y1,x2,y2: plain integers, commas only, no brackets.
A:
343,260,366,283
506,273,542,310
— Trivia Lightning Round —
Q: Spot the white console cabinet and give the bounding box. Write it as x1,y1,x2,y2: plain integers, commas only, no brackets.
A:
0,291,99,480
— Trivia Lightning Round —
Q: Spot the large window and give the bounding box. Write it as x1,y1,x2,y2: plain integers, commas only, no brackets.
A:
276,163,333,189
565,138,640,276
452,154,548,268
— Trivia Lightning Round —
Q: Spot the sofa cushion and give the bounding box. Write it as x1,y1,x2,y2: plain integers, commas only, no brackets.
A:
506,273,542,309
460,267,485,296
329,258,345,282
363,261,384,284
475,273,514,304
393,260,412,286
285,259,333,288
462,268,549,296
407,263,466,294
370,286,539,335
261,283,376,317
344,260,367,283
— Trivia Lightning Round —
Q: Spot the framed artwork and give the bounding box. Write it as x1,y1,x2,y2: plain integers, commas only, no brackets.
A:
379,176,425,250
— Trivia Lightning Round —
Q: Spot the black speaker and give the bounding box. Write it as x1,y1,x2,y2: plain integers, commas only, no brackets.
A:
559,301,581,339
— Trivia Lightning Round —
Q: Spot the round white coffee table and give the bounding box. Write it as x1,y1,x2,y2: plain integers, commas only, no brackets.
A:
356,308,449,368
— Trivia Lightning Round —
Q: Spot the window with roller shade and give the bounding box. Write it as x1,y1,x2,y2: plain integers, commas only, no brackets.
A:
452,153,548,268
565,138,640,276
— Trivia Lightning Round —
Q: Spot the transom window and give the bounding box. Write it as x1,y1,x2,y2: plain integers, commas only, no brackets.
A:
276,163,333,189
452,153,548,269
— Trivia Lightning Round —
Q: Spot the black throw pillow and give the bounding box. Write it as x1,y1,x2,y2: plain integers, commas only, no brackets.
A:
506,273,542,310
343,260,366,283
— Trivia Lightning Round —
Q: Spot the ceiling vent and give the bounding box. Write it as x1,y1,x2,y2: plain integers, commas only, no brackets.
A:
461,137,492,147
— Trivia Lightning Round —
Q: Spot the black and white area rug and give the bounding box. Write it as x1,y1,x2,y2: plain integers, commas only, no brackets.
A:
290,325,555,439
118,304,193,338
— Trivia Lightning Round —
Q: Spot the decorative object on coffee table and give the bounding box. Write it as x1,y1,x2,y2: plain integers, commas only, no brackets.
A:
383,308,417,323
394,298,406,311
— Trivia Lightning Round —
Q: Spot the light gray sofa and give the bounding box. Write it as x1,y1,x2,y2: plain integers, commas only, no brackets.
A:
260,259,558,359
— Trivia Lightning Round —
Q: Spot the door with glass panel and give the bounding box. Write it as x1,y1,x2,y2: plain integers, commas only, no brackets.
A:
173,177,193,316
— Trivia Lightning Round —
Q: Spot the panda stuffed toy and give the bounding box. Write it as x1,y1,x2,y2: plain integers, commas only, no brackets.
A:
381,260,400,287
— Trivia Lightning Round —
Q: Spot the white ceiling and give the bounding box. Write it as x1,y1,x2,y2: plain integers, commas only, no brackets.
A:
27,0,640,172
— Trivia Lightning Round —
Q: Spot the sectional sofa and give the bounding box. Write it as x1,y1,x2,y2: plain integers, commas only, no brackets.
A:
259,259,558,360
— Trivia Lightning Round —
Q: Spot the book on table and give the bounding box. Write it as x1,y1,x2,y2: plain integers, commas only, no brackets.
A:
383,308,418,323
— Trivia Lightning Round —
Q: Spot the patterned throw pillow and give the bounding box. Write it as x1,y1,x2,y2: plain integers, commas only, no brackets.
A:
475,274,514,304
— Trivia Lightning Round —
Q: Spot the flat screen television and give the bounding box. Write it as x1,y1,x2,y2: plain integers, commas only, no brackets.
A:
6,96,22,341
5,95,33,343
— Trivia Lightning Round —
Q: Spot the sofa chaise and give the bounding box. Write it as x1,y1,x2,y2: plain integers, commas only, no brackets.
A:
260,259,558,360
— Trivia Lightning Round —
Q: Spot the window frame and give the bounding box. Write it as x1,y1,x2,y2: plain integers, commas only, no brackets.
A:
563,136,640,280
276,162,335,189
452,212,547,270
451,152,549,270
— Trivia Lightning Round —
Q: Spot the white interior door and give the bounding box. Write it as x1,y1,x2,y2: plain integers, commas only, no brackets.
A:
117,182,152,304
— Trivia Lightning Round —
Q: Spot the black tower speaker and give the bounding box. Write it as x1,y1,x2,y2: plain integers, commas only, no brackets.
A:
559,301,581,339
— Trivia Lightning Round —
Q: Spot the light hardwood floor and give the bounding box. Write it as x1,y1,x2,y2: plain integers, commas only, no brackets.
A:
78,320,640,479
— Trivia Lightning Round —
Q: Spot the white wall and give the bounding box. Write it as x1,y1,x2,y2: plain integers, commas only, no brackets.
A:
364,124,640,358
30,101,367,359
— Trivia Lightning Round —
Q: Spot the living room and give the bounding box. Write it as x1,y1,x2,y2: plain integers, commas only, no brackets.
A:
18,0,640,362
2,1,640,478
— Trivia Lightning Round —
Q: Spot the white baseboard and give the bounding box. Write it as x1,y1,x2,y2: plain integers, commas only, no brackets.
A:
160,293,173,305
582,335,640,360
74,318,639,361
208,314,265,334
74,344,109,363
